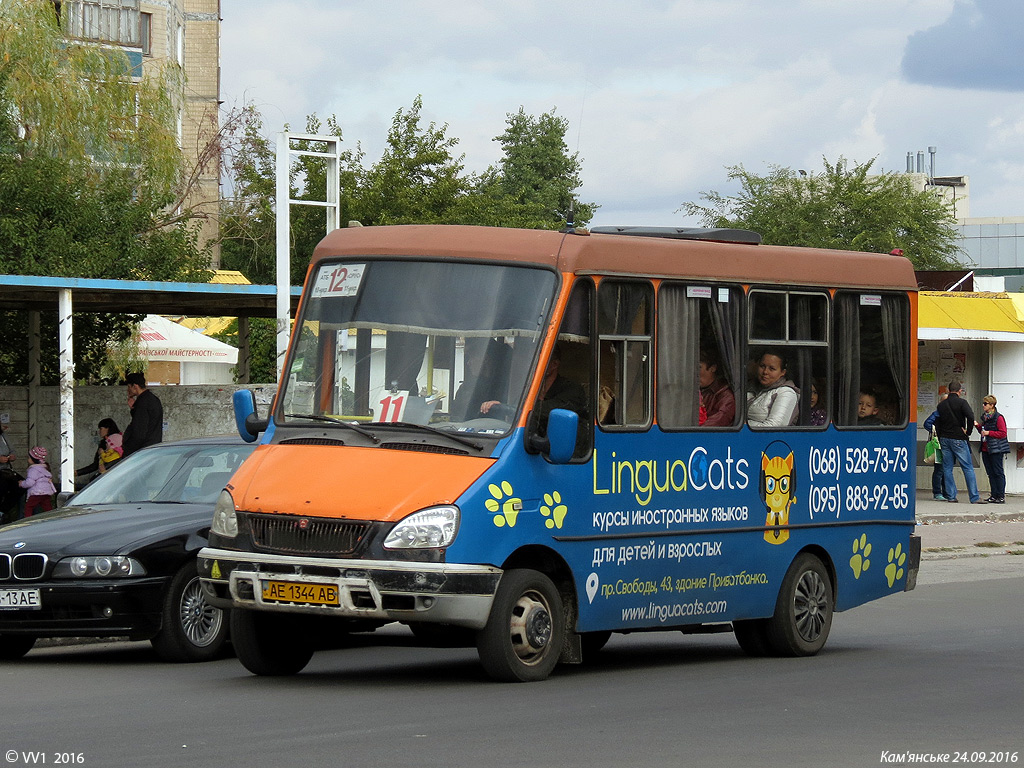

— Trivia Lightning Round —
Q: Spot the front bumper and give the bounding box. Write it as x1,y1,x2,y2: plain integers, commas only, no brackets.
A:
198,548,502,630
0,577,167,639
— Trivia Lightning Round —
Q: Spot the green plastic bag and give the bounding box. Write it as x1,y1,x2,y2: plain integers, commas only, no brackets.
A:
924,432,942,465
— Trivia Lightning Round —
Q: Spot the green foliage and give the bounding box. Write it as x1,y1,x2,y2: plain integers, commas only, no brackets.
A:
212,317,277,384
681,157,963,269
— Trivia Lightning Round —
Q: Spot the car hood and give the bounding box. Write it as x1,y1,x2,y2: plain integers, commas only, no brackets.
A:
0,503,214,556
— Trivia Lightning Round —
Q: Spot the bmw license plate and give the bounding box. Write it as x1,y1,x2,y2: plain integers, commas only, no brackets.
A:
0,588,42,610
261,580,339,607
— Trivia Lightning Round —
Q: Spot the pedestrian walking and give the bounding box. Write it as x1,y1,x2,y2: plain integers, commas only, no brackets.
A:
976,394,1009,504
122,373,163,457
935,381,982,504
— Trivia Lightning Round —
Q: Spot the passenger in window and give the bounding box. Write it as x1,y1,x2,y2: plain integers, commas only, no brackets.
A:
698,349,736,427
747,351,799,427
809,379,827,426
857,389,885,426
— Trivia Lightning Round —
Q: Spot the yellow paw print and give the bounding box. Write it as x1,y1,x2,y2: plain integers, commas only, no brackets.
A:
540,491,568,529
885,543,906,587
850,533,872,579
485,481,521,528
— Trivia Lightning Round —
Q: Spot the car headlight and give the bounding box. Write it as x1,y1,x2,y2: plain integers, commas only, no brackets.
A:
52,556,146,578
211,490,239,537
383,505,460,549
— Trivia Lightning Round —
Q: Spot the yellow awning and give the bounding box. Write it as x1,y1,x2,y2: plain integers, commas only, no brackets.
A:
918,291,1024,341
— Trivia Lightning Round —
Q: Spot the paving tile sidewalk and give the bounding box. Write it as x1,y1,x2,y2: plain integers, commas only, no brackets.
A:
914,491,1024,560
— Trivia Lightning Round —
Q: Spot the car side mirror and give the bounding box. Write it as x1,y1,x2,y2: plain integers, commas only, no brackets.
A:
233,389,268,443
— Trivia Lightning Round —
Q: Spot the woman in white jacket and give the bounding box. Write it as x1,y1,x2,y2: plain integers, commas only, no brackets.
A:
747,351,799,427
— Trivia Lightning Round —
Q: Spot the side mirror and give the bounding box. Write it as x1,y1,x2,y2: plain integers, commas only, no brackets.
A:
56,491,74,508
233,389,268,442
543,409,579,464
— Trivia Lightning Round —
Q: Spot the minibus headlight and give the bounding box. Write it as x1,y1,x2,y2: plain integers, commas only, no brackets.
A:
384,506,460,549
211,490,239,538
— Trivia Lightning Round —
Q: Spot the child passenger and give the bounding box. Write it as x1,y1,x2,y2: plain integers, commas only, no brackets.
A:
857,390,885,426
20,446,57,516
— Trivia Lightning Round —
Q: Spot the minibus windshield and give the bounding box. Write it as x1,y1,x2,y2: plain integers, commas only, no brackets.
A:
279,259,557,436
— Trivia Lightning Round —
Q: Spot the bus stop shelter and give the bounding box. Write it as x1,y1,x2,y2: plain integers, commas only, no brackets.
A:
0,274,301,492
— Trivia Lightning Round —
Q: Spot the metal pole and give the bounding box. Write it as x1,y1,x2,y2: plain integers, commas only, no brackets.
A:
275,131,291,382
57,289,75,494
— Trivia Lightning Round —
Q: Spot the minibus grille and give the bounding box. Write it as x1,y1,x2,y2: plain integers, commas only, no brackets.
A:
246,513,370,555
279,437,346,447
380,442,468,456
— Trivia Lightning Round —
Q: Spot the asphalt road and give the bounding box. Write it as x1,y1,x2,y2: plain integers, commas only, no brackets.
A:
3,559,1021,768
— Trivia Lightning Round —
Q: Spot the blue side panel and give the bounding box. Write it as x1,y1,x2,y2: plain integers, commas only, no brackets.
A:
446,425,917,633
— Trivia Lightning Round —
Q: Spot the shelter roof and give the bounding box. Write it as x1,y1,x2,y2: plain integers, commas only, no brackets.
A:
918,291,1024,341
0,274,300,316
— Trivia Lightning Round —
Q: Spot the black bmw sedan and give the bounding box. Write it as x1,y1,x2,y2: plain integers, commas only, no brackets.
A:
0,436,255,662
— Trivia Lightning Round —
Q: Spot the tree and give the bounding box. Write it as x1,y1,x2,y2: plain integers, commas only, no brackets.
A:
467,107,595,229
358,96,469,226
0,1,216,384
680,157,962,269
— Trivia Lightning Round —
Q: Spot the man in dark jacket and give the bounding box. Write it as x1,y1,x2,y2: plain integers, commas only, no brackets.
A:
935,380,981,504
122,373,163,457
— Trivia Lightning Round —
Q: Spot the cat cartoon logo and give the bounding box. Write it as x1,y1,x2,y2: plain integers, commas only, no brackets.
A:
759,441,797,545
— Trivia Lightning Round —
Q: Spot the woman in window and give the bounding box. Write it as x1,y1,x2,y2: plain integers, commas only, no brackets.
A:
747,351,799,427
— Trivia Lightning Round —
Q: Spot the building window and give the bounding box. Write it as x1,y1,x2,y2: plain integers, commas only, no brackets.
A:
140,11,151,56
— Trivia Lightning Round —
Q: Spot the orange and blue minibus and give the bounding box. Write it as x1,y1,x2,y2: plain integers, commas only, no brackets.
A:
199,224,921,682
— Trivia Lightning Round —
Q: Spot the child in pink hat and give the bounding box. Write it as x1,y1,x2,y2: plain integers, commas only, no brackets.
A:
20,446,56,516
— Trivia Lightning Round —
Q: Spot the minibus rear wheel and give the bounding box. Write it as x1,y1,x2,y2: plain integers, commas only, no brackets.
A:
477,569,564,682
766,553,833,656
231,608,315,676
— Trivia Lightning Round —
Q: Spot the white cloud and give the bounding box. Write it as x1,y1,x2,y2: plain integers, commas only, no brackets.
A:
221,0,1024,224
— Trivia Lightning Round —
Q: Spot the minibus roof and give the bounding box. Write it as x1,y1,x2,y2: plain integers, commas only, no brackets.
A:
311,225,918,292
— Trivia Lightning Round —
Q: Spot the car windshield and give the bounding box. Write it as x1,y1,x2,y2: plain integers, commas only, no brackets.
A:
69,442,255,505
279,259,557,436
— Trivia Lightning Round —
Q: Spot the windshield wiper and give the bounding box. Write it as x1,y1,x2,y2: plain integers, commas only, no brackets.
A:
283,413,379,443
369,421,485,452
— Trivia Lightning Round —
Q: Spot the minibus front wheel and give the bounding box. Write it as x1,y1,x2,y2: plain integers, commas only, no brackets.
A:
477,569,565,682
231,608,315,676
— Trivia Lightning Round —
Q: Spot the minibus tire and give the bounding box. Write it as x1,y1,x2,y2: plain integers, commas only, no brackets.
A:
476,569,564,682
0,634,36,660
230,608,314,676
766,553,833,656
732,619,772,657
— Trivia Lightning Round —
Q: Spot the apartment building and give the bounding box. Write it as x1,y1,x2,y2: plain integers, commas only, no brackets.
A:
60,0,222,265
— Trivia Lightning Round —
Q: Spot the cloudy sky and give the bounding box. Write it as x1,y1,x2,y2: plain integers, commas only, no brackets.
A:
220,0,1024,227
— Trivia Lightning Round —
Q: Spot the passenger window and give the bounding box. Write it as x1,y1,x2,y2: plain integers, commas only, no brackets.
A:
834,292,909,428
658,283,741,429
598,280,653,429
747,290,829,428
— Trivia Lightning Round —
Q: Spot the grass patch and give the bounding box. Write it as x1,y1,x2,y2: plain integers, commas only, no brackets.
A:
1008,550,1024,556
976,541,1004,548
